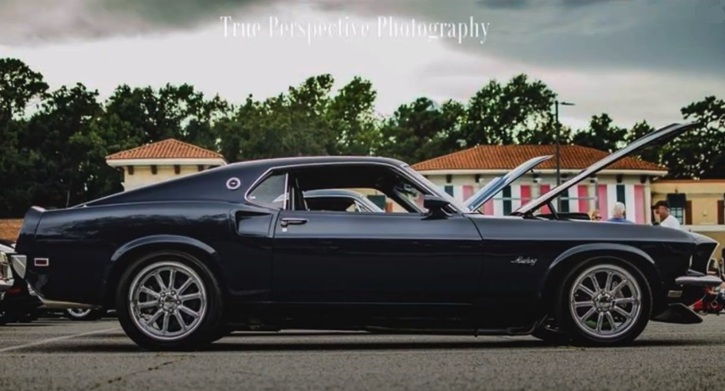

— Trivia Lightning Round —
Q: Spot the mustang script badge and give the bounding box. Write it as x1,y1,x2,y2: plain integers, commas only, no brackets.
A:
511,256,537,266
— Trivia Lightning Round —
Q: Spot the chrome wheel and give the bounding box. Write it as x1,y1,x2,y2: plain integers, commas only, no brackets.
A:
128,261,207,341
568,264,642,340
67,308,92,318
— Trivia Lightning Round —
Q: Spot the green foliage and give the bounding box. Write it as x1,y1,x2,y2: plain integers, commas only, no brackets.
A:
0,57,722,216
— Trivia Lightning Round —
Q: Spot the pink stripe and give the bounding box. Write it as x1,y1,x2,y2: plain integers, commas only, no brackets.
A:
482,200,494,215
634,184,644,224
577,185,589,214
520,185,531,204
597,184,608,219
539,184,551,214
462,185,474,201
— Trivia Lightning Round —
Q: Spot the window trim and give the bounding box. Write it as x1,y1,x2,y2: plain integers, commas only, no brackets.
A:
243,162,465,214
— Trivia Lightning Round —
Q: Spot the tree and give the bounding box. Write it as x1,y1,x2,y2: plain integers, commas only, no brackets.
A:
21,83,104,208
674,96,725,179
377,98,465,163
461,74,557,146
0,58,49,216
572,113,627,152
325,77,380,155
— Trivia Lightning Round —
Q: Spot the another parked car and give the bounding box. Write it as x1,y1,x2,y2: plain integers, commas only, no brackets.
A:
6,122,722,350
273,189,384,213
0,241,42,324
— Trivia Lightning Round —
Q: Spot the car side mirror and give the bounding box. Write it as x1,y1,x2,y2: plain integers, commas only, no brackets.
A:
423,195,450,218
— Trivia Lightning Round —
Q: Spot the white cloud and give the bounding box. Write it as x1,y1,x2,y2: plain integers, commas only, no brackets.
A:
1,1,721,132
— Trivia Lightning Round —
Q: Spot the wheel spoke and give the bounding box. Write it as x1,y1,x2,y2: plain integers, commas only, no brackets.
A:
595,313,604,332
579,307,596,322
610,280,627,295
140,286,160,299
137,300,158,309
179,305,199,319
177,278,193,294
614,297,638,305
161,312,170,335
578,285,596,297
174,311,187,332
574,301,594,308
154,273,167,291
606,312,617,331
587,275,602,293
604,272,614,292
613,306,632,319
146,310,163,326
180,292,202,302
169,269,177,290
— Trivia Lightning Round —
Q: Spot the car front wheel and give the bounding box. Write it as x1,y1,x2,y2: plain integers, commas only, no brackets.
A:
115,251,224,351
556,259,651,346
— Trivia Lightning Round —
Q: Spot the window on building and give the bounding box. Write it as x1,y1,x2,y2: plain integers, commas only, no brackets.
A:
666,193,687,225
718,196,724,225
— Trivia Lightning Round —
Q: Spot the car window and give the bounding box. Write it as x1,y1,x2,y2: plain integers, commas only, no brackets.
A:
248,172,288,209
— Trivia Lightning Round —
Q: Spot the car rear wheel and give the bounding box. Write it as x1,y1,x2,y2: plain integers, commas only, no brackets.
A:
556,259,651,346
115,251,224,351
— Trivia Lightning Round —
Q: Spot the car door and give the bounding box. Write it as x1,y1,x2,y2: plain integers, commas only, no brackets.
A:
271,206,484,306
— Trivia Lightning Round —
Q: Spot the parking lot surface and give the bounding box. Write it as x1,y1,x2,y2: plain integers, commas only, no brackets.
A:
2,316,725,390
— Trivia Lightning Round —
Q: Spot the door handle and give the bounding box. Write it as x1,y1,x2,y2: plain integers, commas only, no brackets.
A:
280,217,308,227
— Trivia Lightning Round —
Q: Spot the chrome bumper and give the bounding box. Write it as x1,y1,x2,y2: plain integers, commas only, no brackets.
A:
674,275,723,287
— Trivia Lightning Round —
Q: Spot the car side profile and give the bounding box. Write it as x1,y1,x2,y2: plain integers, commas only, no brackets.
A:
6,122,722,350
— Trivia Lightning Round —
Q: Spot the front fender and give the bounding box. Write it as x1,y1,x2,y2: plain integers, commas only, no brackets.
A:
538,242,660,297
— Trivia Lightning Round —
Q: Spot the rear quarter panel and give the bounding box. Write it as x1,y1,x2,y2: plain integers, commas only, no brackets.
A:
24,201,273,306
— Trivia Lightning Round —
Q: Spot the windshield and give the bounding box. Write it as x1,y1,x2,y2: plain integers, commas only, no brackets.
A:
402,165,470,213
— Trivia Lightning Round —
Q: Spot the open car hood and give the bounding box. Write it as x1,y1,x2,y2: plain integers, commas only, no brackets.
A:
512,122,699,216
465,155,552,212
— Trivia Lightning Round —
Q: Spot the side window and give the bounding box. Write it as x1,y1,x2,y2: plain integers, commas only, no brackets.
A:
248,172,288,209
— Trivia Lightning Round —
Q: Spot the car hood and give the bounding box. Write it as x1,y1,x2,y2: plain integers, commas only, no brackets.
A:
465,155,552,212
513,122,699,215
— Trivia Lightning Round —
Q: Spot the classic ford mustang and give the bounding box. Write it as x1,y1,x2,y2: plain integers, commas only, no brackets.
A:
6,122,723,350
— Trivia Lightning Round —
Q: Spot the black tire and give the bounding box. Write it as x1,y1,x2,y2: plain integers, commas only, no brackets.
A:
65,308,104,321
555,257,652,346
115,251,225,351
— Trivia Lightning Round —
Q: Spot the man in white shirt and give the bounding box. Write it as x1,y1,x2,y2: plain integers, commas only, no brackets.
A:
653,200,682,230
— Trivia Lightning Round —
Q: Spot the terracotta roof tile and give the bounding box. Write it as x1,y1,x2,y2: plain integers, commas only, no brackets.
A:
412,144,666,172
106,138,223,160
0,219,22,242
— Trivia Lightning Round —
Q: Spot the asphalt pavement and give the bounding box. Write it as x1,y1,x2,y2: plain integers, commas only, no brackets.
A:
2,316,725,390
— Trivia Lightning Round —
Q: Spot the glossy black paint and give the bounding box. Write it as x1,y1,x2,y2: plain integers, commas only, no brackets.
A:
12,155,719,334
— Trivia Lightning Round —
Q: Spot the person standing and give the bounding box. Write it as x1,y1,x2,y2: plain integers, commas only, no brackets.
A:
652,200,682,229
608,202,633,223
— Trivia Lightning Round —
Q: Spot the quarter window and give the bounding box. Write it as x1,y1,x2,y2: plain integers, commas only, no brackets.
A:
248,172,288,209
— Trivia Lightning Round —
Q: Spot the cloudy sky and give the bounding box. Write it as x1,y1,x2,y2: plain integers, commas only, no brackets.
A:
1,0,723,129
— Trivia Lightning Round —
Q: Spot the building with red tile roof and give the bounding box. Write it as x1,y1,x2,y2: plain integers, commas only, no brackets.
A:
412,144,667,223
106,139,226,191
